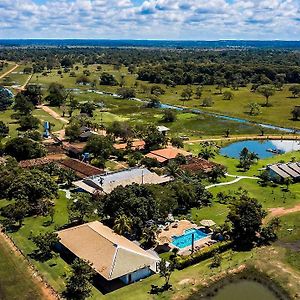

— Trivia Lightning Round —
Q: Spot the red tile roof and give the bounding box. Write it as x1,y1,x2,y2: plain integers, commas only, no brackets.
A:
180,158,218,173
58,158,104,178
114,140,145,150
145,147,192,163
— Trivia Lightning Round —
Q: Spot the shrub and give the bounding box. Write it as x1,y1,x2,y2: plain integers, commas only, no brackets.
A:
175,241,232,269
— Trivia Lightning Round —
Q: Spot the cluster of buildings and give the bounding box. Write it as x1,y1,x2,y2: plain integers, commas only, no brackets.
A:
15,124,224,291
267,162,300,182
73,167,172,194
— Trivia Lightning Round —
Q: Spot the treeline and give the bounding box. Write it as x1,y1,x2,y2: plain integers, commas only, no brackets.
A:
137,62,300,86
1,48,300,84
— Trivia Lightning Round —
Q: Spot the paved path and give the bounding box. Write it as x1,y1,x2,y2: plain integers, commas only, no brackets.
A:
37,105,69,124
0,64,19,79
205,174,259,189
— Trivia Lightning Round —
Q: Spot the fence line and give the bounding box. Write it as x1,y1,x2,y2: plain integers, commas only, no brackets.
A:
0,226,61,300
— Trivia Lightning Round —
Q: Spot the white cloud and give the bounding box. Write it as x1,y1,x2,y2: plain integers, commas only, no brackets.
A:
0,0,299,39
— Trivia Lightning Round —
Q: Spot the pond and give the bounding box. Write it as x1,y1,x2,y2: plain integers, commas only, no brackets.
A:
220,139,300,159
212,279,280,300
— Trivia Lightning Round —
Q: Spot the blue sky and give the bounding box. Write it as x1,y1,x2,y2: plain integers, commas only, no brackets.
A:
0,0,299,40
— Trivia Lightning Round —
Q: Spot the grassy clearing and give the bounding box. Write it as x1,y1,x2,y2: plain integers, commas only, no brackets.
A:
277,212,300,272
0,62,14,77
0,234,44,300
51,93,280,139
5,65,32,87
27,63,300,130
33,108,65,131
0,108,65,141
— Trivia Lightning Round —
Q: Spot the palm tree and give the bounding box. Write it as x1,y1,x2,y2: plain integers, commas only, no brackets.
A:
113,214,133,235
142,226,157,248
198,147,215,160
165,162,182,178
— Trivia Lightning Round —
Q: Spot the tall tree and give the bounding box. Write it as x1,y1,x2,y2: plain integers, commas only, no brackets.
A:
84,135,113,160
113,214,133,235
0,121,9,138
64,259,93,300
32,232,60,261
257,85,275,106
227,195,266,248
4,137,46,161
289,85,300,98
68,193,95,224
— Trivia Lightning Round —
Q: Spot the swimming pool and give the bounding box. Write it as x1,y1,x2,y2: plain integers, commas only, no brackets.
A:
171,228,208,249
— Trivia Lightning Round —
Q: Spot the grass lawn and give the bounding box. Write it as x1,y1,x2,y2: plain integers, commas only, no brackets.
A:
277,212,300,272
0,109,19,140
1,192,71,292
0,234,44,300
191,203,229,226
0,108,65,142
0,62,14,77
33,108,65,131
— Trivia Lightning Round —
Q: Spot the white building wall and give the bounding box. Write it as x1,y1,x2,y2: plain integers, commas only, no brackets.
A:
120,267,152,284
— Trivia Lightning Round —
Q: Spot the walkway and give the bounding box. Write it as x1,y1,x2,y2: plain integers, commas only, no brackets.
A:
0,64,19,79
205,174,259,189
37,105,69,124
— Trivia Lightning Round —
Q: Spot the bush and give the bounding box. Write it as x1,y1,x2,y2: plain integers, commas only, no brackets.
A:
175,241,232,269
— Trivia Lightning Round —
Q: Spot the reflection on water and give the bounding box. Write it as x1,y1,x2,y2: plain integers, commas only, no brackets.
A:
220,140,300,159
212,280,279,300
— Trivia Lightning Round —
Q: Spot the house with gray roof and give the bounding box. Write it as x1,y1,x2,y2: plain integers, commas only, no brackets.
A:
73,167,172,194
267,162,300,182
57,221,160,286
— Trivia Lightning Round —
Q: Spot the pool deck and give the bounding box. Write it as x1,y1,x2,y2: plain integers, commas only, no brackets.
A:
157,220,214,255
176,235,213,256
157,220,198,244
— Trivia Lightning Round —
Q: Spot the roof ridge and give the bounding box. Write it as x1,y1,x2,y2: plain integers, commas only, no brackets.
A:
109,245,119,279
117,244,158,261
87,222,118,245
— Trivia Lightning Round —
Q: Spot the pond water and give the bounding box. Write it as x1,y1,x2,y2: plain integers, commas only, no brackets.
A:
212,280,279,300
220,139,300,159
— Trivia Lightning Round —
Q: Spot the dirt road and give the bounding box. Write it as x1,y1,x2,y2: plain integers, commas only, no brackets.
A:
37,105,69,124
0,64,19,79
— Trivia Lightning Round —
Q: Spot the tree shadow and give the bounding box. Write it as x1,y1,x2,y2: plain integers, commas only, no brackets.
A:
29,250,53,262
149,284,172,295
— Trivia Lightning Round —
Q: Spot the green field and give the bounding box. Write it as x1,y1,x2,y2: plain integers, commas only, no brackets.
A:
26,63,300,131
0,62,14,77
0,234,44,300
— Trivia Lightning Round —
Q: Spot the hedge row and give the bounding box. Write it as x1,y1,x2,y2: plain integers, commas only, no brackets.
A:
175,241,233,270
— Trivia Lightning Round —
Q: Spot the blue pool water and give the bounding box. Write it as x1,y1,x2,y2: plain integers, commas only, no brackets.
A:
171,228,208,249
220,140,300,159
